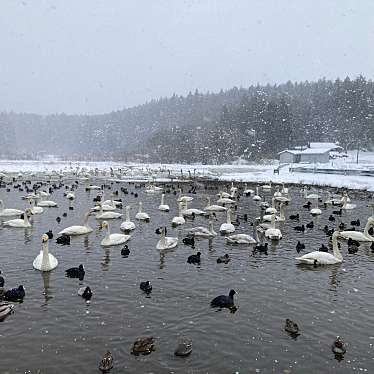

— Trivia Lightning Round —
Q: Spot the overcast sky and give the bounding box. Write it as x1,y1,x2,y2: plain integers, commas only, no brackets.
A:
1,0,373,114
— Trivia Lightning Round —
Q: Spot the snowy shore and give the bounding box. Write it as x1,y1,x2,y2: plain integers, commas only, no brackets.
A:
0,151,373,192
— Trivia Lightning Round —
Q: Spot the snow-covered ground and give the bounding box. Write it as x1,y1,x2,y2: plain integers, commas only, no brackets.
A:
0,151,373,192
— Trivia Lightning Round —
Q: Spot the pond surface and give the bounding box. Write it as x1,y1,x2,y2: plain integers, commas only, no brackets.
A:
0,180,373,373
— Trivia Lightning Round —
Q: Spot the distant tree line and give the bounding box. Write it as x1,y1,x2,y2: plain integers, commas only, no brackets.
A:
1,76,373,163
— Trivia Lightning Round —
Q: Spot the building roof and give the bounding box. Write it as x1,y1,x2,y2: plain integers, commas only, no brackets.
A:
299,148,330,155
309,142,342,150
278,150,301,155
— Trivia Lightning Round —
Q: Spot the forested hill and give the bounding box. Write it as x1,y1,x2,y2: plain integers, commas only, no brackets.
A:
1,76,373,163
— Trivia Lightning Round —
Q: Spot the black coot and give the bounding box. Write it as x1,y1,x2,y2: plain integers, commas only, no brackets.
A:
210,289,236,308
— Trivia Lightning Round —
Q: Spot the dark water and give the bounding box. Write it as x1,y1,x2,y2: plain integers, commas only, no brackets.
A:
0,181,374,374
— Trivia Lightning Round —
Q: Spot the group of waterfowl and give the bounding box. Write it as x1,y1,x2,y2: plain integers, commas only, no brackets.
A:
1,172,373,370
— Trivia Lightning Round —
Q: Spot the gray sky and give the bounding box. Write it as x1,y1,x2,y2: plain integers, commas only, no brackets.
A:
1,0,373,114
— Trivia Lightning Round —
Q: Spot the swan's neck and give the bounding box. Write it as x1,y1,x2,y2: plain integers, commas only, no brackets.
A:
104,226,111,240
139,203,143,213
256,187,259,195
209,220,214,232
304,190,307,198
207,197,211,206
332,235,342,261
24,213,30,225
272,198,275,208
83,213,90,227
342,195,347,209
364,219,373,237
161,194,165,205
226,210,231,224
41,242,51,269
178,203,183,217
271,214,275,228
280,204,285,220
160,229,166,244
125,207,130,221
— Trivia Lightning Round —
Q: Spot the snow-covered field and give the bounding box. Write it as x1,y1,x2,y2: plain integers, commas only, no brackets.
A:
0,151,373,192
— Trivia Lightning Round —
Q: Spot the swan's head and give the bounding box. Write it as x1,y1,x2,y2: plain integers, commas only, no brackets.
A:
25,208,33,216
332,230,340,239
229,289,237,297
100,221,109,229
42,234,49,243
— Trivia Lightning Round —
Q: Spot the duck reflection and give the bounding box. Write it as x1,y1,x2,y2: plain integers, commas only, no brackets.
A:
83,235,91,252
24,227,33,243
101,247,111,271
41,271,53,306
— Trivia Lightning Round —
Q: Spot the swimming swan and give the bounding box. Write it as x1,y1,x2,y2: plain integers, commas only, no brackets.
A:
100,221,131,247
156,227,178,249
135,202,150,221
338,217,374,242
3,208,33,228
58,212,93,235
0,200,24,217
220,209,235,234
171,202,186,226
120,206,136,231
33,234,58,271
296,231,342,264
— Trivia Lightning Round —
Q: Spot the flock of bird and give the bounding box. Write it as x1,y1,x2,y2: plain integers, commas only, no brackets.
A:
1,170,374,370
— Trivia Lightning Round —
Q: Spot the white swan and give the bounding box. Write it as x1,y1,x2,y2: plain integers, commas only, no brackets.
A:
102,193,122,208
341,193,356,210
281,183,289,194
135,202,150,221
36,195,58,207
273,186,282,198
120,206,136,231
145,184,163,194
182,201,205,217
265,214,282,240
100,221,131,247
95,203,122,220
216,192,236,204
310,197,322,216
220,209,235,234
0,200,23,217
91,194,117,211
252,187,262,201
263,202,285,222
3,208,33,228
158,194,170,212
265,198,277,214
338,217,374,242
226,232,256,244
205,196,227,212
243,183,254,196
156,227,178,249
262,181,272,190
186,220,217,238
58,212,93,235
177,189,193,203
33,234,58,271
296,231,342,265
171,203,186,226
27,198,44,214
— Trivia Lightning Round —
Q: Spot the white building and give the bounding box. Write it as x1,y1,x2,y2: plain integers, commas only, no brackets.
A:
278,142,342,164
